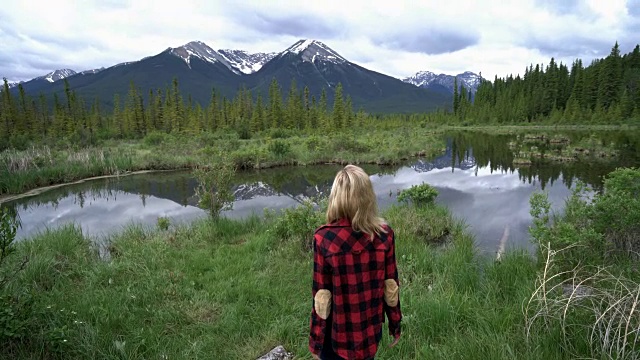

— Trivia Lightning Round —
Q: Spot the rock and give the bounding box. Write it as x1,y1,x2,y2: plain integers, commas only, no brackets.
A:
257,346,294,360
562,284,593,298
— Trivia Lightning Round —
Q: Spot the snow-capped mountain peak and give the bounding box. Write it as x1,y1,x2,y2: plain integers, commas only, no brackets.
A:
168,41,239,73
34,69,77,83
217,49,277,74
403,70,483,94
282,39,347,64
403,71,437,87
5,80,19,89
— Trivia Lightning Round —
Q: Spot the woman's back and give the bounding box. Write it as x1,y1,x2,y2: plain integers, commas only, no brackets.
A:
309,165,402,360
311,219,400,359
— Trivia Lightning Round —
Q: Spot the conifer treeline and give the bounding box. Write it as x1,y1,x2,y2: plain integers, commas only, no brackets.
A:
453,42,640,123
0,77,367,147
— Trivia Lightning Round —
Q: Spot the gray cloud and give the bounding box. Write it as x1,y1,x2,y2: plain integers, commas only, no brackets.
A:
0,23,106,80
522,34,613,58
628,0,640,17
222,4,341,40
535,0,585,16
373,29,480,55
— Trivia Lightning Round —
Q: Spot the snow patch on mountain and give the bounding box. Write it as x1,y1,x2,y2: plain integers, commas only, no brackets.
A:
6,81,20,89
281,39,347,64
34,69,77,83
218,49,277,74
80,67,105,75
403,70,483,93
168,41,239,73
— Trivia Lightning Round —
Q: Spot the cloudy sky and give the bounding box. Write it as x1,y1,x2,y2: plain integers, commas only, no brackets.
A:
1,0,639,82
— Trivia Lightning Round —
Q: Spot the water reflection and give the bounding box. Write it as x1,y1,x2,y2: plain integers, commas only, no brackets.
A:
2,130,639,253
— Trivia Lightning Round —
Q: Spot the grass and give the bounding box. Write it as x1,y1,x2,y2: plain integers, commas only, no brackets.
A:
1,201,584,360
0,125,445,196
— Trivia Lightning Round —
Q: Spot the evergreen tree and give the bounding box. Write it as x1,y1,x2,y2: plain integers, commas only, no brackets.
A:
332,83,344,129
268,78,283,128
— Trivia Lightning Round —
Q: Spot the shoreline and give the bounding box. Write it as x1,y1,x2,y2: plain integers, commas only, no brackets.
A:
0,169,182,204
0,150,436,204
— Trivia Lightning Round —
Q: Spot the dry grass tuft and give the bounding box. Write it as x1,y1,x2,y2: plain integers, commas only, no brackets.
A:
526,243,640,359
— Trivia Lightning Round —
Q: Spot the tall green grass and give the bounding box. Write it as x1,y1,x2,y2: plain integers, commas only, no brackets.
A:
1,201,578,359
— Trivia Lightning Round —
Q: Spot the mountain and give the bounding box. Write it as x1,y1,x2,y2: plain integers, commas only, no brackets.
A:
247,40,450,113
403,71,483,94
16,39,451,114
4,69,77,90
217,50,277,74
35,69,77,83
17,40,242,104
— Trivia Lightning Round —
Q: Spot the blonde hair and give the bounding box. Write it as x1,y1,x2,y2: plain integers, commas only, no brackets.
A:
326,165,386,237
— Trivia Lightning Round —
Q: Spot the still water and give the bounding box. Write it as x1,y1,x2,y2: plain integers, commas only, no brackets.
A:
3,130,639,253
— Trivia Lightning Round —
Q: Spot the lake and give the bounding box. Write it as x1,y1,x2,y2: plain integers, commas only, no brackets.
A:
3,129,639,254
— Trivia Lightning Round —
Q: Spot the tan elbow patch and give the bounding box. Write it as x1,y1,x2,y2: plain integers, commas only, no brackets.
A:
314,289,332,320
384,279,399,307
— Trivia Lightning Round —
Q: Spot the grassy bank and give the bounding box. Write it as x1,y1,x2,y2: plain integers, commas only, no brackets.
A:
0,125,444,196
3,167,640,359
2,199,570,360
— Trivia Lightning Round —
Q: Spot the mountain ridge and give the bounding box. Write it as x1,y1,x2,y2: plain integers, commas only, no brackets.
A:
8,39,454,113
403,70,483,94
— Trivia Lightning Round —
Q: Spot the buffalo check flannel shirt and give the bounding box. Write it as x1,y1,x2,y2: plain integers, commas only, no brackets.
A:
309,218,402,360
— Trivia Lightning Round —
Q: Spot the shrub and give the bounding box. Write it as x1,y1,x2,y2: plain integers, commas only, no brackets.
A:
0,207,31,346
397,183,439,206
305,135,322,152
330,134,371,153
237,125,251,140
530,168,640,269
268,140,291,158
194,149,237,219
157,217,170,231
143,131,167,146
269,200,325,250
269,128,294,139
387,204,454,244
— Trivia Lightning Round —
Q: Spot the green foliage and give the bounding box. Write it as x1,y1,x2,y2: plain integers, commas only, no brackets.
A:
143,131,167,146
530,167,640,271
304,135,322,152
268,128,294,139
194,149,236,219
388,204,454,244
156,216,170,231
397,183,439,206
590,168,640,255
268,200,325,250
0,207,18,268
0,208,30,348
267,139,291,158
328,133,372,153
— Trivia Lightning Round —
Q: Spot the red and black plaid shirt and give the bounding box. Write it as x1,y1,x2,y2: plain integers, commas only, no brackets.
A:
309,218,402,360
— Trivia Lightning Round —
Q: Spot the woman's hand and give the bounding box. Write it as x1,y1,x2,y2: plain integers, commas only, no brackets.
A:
311,353,320,360
389,334,401,348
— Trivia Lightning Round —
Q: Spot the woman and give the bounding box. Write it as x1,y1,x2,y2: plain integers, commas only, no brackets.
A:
309,165,402,360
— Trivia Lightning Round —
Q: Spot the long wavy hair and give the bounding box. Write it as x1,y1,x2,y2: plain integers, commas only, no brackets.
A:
326,165,386,237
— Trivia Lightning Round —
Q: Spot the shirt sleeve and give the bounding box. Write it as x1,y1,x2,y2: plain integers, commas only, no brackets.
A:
384,228,402,337
309,233,332,355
